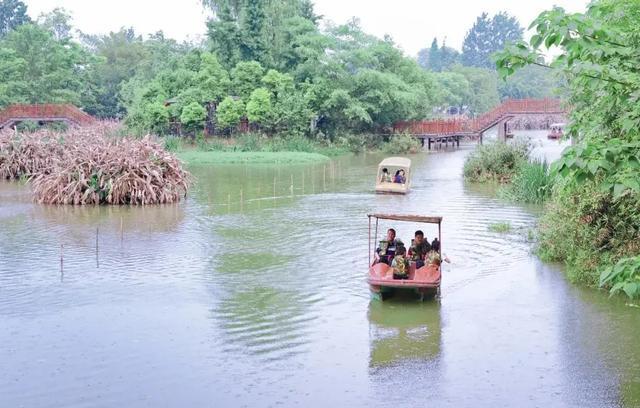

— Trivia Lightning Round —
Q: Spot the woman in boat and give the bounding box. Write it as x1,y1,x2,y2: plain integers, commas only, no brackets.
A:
393,169,406,184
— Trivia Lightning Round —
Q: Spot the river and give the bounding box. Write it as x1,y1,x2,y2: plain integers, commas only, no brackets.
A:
1,131,638,407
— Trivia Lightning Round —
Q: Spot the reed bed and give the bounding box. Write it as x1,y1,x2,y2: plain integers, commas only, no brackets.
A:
0,123,191,205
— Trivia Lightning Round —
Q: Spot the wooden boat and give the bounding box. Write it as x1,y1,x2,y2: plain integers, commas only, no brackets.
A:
548,123,564,139
367,213,442,301
375,157,411,194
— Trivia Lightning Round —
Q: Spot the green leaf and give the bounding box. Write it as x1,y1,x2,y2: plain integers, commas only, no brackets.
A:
587,161,599,174
613,183,626,198
622,178,640,192
623,282,638,299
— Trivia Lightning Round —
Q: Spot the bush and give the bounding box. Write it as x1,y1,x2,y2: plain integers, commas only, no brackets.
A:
463,138,530,182
537,179,640,285
500,159,554,204
237,133,262,152
382,133,421,154
336,134,366,154
163,136,182,152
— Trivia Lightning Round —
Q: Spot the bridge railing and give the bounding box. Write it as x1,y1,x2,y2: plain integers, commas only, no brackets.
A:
394,98,564,135
0,104,95,127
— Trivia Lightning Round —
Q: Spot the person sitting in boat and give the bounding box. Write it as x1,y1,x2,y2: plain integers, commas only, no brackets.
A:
393,169,406,184
391,243,409,279
408,230,431,268
380,167,392,183
430,237,440,252
375,228,402,266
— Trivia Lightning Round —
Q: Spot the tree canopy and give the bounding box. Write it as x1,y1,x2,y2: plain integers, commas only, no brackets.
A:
462,12,523,69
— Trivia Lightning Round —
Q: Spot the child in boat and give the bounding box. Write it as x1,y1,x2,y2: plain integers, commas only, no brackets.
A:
380,168,391,183
391,243,409,279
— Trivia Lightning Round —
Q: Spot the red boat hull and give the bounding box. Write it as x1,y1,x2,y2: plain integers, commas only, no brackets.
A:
368,262,441,300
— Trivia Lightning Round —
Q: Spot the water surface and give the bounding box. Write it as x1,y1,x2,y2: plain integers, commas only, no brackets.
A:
1,131,638,407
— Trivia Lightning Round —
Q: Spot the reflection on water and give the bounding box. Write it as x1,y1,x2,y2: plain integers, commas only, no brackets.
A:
368,299,441,368
1,131,638,407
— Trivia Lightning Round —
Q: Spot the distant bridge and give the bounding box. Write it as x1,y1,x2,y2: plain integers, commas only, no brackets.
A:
394,98,567,149
0,104,95,129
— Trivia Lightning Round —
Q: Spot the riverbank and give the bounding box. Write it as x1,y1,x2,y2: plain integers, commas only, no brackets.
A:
177,150,331,165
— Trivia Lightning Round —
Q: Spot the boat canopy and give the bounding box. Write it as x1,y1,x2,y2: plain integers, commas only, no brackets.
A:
550,123,565,128
368,213,442,225
378,157,411,169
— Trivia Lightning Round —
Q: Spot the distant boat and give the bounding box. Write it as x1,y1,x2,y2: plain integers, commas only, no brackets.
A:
548,123,565,139
375,157,411,194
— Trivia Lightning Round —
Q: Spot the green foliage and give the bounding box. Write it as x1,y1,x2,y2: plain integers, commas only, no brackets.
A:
246,87,272,123
552,139,640,200
163,136,182,152
463,139,530,182
180,102,206,131
382,133,421,154
462,12,523,69
499,65,561,100
538,180,640,285
418,37,460,72
500,159,554,204
0,0,31,38
0,24,92,107
600,256,640,299
231,61,264,100
488,222,511,233
216,96,245,129
495,0,640,292
453,65,500,114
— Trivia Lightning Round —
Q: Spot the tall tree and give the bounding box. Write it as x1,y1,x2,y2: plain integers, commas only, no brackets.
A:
417,37,460,72
0,24,91,106
239,0,268,64
427,38,440,71
0,0,30,38
462,11,523,69
38,7,73,41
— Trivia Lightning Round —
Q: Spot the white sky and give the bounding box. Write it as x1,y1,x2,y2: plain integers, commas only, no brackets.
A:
25,0,588,55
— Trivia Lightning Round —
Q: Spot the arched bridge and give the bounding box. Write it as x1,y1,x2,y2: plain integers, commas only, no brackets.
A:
0,104,95,129
394,98,566,149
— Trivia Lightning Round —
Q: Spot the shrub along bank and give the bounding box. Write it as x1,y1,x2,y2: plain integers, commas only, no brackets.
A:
494,0,640,299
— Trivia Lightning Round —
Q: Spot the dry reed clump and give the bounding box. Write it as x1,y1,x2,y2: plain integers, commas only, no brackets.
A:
0,129,65,179
1,123,191,205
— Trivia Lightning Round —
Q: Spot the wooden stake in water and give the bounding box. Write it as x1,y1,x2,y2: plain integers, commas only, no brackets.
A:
273,175,277,200
302,172,305,195
323,165,326,191
240,189,243,212
60,243,64,278
227,193,231,213
120,217,124,244
290,174,294,197
95,226,99,268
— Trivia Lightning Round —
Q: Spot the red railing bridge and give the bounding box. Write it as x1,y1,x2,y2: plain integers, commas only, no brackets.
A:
0,104,95,129
394,98,566,149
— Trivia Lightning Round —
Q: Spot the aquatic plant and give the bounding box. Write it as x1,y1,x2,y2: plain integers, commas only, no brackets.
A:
382,133,421,154
1,123,191,205
488,221,512,233
500,158,554,204
463,139,530,183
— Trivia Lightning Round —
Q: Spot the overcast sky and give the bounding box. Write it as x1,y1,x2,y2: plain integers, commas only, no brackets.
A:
25,0,588,55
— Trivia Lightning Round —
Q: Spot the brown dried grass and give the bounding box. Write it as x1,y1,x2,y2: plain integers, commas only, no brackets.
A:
0,122,191,205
